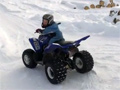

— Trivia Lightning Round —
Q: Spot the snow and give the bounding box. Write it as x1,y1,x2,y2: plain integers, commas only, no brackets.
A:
0,0,120,90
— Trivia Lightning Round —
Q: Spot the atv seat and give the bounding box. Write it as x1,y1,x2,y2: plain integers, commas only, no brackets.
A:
55,40,73,46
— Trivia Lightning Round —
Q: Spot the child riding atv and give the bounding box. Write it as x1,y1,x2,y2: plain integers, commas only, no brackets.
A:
22,14,94,84
35,14,65,44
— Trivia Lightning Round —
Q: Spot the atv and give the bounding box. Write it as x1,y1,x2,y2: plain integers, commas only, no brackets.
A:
22,32,94,84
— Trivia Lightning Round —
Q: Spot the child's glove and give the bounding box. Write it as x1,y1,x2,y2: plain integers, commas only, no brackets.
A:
35,29,43,33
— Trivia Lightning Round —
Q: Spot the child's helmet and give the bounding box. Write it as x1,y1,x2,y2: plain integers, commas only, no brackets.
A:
43,14,54,25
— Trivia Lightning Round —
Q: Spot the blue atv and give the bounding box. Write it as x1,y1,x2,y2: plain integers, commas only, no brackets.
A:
22,32,94,84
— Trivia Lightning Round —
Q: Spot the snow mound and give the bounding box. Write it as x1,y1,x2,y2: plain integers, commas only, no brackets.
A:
0,0,120,90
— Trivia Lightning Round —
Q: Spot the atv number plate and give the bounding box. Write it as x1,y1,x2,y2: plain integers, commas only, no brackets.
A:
33,39,40,50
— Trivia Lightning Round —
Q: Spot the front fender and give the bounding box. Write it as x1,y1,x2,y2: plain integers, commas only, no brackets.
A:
43,43,62,54
29,38,42,52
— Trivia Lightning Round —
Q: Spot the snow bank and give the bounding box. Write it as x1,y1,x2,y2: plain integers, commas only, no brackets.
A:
0,0,120,90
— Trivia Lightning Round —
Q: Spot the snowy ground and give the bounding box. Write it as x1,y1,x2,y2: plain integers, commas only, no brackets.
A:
0,0,120,90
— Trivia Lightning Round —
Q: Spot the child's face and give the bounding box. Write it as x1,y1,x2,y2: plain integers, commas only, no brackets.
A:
43,19,48,26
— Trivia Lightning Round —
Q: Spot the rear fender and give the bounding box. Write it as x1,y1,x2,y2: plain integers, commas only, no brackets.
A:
74,35,90,45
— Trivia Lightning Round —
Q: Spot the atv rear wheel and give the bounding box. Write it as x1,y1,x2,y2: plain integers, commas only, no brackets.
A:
45,59,67,84
22,49,37,68
73,50,94,73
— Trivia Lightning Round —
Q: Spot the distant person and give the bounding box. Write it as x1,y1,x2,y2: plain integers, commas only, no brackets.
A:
117,10,120,15
113,10,120,24
35,14,65,44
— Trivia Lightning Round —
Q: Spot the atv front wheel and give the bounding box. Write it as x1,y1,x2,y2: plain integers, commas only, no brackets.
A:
73,50,94,73
45,59,67,84
22,49,37,68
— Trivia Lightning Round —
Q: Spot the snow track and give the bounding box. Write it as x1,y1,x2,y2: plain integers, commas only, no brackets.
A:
0,0,120,90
